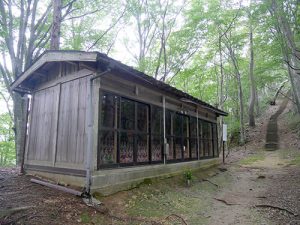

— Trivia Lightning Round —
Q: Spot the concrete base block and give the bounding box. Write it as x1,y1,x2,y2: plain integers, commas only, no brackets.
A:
26,170,85,188
26,158,221,196
91,158,220,196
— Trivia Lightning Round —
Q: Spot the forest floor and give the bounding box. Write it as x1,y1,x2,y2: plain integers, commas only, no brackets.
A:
0,99,300,225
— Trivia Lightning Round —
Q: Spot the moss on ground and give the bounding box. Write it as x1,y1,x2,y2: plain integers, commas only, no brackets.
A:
239,152,266,165
278,149,300,166
290,156,300,165
124,168,233,224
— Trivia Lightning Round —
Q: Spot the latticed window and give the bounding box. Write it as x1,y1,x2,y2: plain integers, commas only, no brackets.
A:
98,91,219,168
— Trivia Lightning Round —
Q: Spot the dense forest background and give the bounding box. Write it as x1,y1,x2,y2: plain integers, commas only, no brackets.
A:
0,0,299,166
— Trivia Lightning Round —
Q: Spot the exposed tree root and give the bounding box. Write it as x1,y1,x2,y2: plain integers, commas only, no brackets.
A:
213,197,240,206
92,203,163,225
165,213,188,225
255,204,298,216
202,179,220,188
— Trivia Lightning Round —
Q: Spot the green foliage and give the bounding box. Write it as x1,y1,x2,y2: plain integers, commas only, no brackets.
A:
0,113,15,167
183,169,193,181
239,152,265,165
286,111,300,137
80,212,91,223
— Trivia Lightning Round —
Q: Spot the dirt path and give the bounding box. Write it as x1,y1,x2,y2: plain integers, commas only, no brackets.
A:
208,150,300,225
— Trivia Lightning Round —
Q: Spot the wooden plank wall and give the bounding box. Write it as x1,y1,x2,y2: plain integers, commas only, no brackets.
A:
56,76,89,165
26,64,92,169
27,87,58,162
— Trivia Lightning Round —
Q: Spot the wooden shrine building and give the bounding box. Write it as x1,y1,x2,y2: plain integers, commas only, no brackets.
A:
11,50,227,195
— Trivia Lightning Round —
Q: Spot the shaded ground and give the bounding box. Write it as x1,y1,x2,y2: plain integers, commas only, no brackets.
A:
1,99,300,225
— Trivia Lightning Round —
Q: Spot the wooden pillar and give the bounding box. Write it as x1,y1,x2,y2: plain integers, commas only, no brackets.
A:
196,108,200,160
163,96,166,164
52,83,61,166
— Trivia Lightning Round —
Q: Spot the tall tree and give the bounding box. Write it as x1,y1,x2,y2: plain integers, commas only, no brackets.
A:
268,0,300,113
248,4,257,127
0,0,86,166
50,0,62,50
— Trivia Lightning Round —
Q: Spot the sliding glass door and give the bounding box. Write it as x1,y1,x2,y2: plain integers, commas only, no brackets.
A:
98,92,150,168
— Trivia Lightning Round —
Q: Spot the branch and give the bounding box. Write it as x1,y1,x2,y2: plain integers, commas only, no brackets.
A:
62,8,103,21
62,0,77,9
284,60,300,71
255,204,298,216
219,2,241,39
87,6,127,51
0,91,13,121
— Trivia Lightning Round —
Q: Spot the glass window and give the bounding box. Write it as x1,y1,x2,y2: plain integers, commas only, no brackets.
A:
101,93,118,128
120,98,135,130
173,114,182,137
137,134,149,162
175,137,182,159
190,117,197,137
99,131,117,165
166,110,172,136
167,137,174,160
190,138,197,159
183,116,189,138
151,135,162,161
212,123,218,157
183,138,190,159
119,132,134,163
151,106,162,135
137,103,149,132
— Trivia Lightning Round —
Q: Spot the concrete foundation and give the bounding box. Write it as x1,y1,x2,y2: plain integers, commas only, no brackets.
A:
91,158,220,195
26,158,220,196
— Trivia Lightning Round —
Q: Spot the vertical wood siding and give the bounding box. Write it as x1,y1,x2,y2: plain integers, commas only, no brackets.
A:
27,87,58,161
27,69,91,167
55,76,89,164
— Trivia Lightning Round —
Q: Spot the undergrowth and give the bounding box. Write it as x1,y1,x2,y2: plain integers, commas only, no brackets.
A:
286,111,300,137
239,152,266,165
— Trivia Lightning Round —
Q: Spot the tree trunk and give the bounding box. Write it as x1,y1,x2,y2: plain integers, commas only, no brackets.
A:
248,20,256,127
218,31,225,150
50,0,62,50
226,42,246,144
13,94,26,166
271,0,300,113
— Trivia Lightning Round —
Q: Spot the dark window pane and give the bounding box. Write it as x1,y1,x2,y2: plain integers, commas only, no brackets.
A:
183,138,190,159
101,93,118,128
151,135,162,162
199,138,204,158
213,124,218,157
190,117,197,137
183,116,188,137
175,137,182,159
119,132,134,163
190,138,197,159
120,98,135,130
137,134,149,162
167,137,174,160
99,131,116,164
166,110,172,136
173,114,182,137
202,121,209,139
151,106,162,135
204,140,209,156
208,123,213,157
137,103,149,132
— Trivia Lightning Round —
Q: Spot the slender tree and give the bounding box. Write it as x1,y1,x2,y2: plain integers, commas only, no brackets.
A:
248,6,257,127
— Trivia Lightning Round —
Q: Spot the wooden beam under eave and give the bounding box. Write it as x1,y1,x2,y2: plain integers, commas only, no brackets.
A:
11,51,98,91
79,62,96,72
